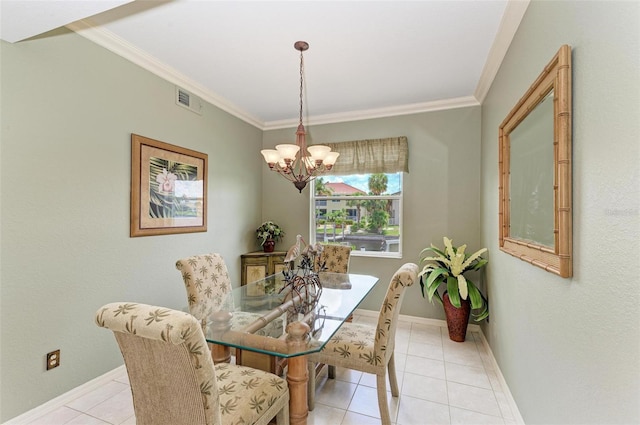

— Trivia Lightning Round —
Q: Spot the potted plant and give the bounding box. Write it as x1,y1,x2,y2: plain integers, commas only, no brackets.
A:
419,237,489,342
256,221,284,253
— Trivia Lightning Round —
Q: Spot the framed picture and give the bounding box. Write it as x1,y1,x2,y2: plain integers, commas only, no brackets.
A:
130,134,207,237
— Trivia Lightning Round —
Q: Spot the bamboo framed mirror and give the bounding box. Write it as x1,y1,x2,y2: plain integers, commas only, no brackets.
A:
499,45,572,277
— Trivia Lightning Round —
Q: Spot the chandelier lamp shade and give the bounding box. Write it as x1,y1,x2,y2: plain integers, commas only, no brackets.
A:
261,41,339,193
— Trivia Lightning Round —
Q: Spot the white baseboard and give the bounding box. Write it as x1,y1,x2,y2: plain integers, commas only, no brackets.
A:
354,307,482,331
3,365,126,425
475,331,526,424
355,308,523,424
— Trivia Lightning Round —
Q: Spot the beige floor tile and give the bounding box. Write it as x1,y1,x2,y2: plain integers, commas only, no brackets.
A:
394,334,410,354
450,406,505,424
401,372,448,405
407,340,444,361
447,381,501,417
404,354,446,380
66,381,130,412
442,342,484,368
347,384,399,421
307,403,347,425
494,390,515,420
393,352,408,372
330,366,363,384
410,323,444,346
396,394,450,425
359,371,405,392
86,387,135,425
120,415,137,425
26,406,83,425
65,414,111,425
314,378,358,410
342,410,386,425
444,362,492,389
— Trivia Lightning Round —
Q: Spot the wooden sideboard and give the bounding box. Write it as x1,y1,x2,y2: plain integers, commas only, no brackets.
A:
238,250,288,375
240,251,287,286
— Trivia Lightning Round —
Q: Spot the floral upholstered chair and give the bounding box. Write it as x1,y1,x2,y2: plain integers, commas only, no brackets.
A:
314,244,352,273
175,253,283,339
307,262,419,425
95,302,289,425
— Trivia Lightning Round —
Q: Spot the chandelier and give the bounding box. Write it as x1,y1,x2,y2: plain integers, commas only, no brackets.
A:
261,41,339,193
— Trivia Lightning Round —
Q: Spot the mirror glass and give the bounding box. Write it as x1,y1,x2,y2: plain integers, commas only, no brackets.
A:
498,45,572,278
509,89,554,247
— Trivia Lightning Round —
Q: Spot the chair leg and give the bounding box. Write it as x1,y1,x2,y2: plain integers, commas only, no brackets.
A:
276,401,290,425
376,372,392,425
328,365,336,379
307,361,316,411
387,353,399,397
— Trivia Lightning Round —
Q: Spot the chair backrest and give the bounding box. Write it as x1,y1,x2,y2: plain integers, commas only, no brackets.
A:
315,244,352,273
175,253,233,321
95,302,221,425
374,263,419,364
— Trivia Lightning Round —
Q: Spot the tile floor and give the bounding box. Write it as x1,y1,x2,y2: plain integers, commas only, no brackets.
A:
21,314,519,425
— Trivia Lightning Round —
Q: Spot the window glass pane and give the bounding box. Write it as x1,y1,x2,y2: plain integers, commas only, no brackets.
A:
312,173,402,257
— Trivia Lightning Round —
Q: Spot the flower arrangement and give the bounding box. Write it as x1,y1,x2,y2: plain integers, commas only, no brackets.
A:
256,221,285,246
419,237,489,321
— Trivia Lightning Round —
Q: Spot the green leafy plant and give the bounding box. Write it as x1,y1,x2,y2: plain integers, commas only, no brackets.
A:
256,221,285,246
419,237,489,321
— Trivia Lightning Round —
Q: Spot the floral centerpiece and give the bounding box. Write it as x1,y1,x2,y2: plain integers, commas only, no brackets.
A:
419,237,489,341
256,221,284,252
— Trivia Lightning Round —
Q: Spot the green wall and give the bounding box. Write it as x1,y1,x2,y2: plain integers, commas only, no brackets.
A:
3,2,639,422
0,29,263,421
480,1,639,423
262,107,483,318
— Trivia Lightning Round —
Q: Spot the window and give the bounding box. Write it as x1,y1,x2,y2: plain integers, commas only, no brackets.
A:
309,136,408,258
311,173,403,258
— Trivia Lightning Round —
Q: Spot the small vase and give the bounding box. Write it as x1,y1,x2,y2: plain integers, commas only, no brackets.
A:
263,239,275,253
443,292,471,342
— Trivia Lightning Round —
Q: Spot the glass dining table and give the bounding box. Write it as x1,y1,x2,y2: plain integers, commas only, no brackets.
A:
204,271,379,425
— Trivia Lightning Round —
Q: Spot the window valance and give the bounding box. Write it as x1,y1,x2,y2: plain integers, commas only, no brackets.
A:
323,136,408,175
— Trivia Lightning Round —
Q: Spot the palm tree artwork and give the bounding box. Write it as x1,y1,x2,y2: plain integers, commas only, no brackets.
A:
149,156,200,218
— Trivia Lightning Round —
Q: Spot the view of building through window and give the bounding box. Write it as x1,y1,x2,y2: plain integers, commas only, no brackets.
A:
311,173,402,256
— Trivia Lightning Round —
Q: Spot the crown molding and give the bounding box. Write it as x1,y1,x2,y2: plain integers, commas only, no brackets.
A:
263,96,481,131
474,0,530,103
67,6,523,131
66,19,264,129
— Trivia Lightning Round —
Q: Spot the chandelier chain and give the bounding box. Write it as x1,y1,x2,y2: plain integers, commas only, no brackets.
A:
299,49,304,126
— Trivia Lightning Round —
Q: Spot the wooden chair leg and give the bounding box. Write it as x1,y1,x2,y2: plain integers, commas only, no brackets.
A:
328,365,336,379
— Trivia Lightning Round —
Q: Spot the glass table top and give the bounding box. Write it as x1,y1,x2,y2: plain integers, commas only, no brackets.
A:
204,272,379,358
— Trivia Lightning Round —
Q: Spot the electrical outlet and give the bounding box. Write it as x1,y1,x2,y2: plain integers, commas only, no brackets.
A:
46,350,60,370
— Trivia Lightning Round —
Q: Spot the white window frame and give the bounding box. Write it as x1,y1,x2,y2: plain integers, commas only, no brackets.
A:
309,174,403,259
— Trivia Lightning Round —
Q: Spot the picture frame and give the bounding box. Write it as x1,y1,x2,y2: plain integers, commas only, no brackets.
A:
130,134,208,237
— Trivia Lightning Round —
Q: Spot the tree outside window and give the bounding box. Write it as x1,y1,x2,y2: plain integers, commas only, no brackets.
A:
311,173,402,257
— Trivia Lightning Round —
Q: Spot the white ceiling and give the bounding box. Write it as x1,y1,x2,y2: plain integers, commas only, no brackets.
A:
1,0,529,130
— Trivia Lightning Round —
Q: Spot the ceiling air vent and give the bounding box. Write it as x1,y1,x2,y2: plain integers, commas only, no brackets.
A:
176,87,202,115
